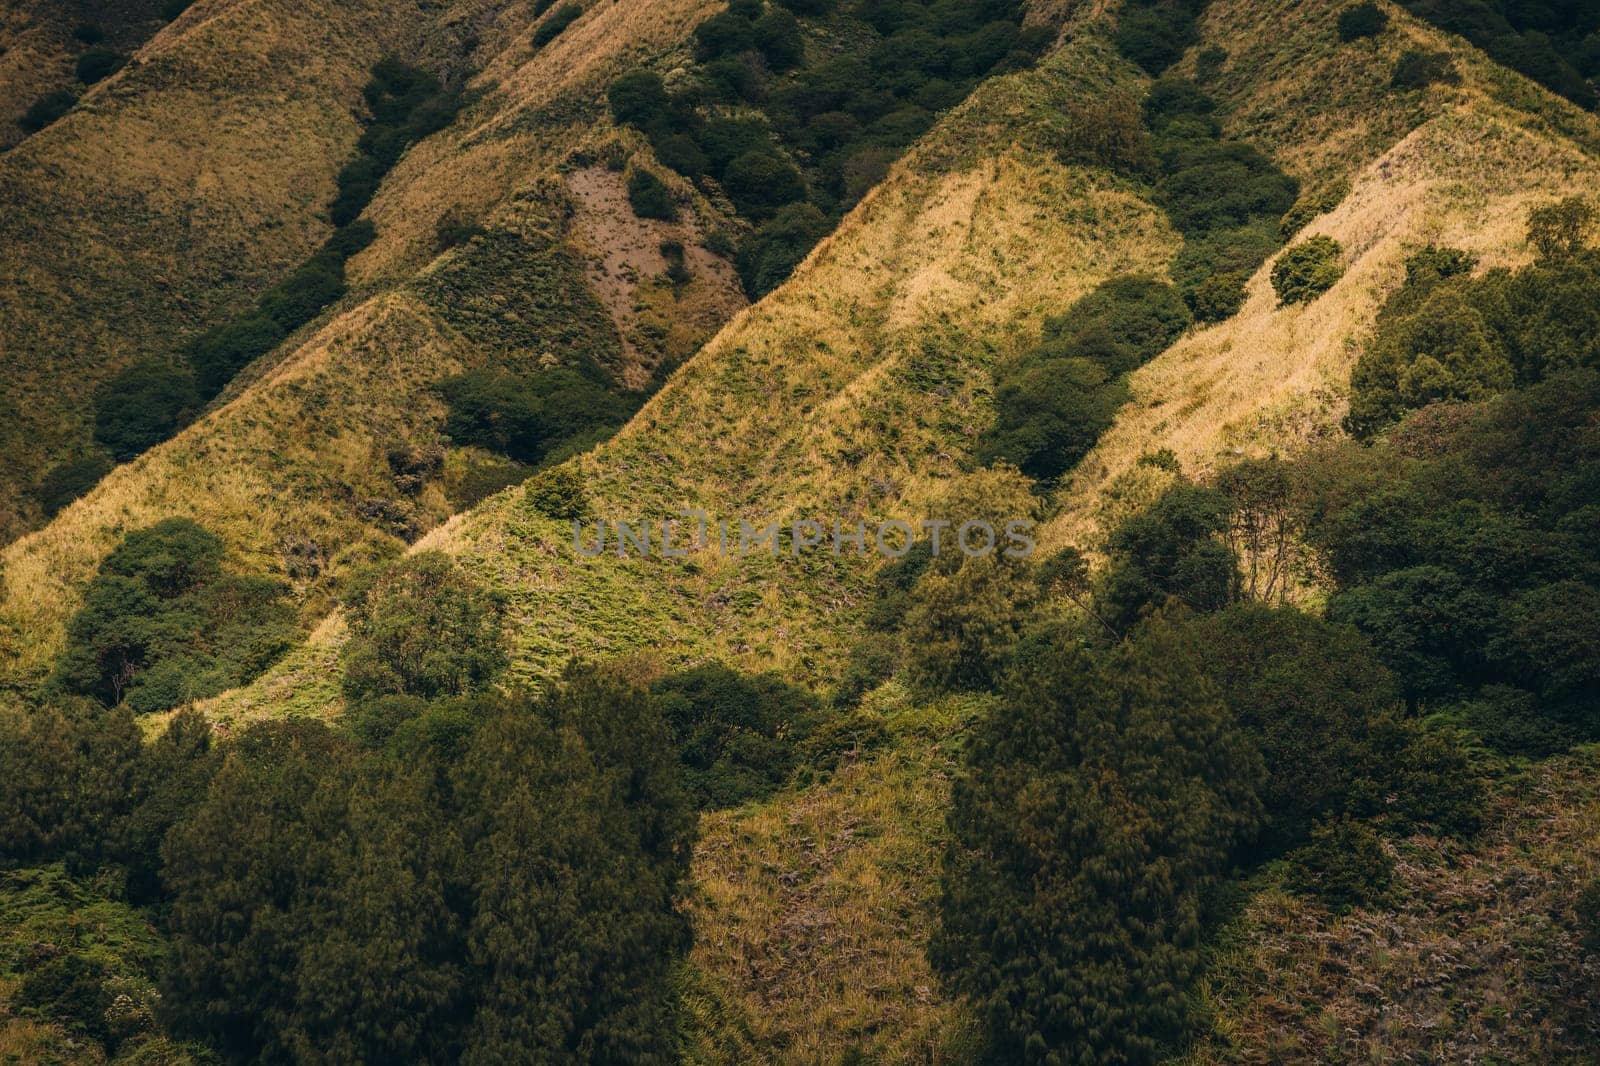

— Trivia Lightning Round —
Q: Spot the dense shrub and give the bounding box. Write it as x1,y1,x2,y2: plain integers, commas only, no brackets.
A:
522,464,589,520
1399,0,1598,110
933,615,1263,1063
185,314,287,399
1348,217,1600,435
92,360,199,461
19,90,78,132
1311,371,1600,757
980,275,1190,484
438,367,636,465
1115,2,1202,75
256,252,346,330
650,664,820,808
159,663,695,1063
608,0,1041,297
340,552,507,704
1271,235,1345,304
627,166,679,220
735,201,832,299
532,2,583,47
1102,483,1239,631
52,519,295,712
1284,819,1394,910
1338,2,1389,41
72,22,105,45
75,48,125,84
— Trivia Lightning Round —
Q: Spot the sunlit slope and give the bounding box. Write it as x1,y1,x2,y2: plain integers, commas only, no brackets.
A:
0,0,454,543
392,29,1174,695
0,0,741,695
1042,0,1600,554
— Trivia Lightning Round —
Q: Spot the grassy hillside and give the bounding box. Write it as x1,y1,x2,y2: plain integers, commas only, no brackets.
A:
0,0,743,698
0,0,469,543
1041,0,1600,556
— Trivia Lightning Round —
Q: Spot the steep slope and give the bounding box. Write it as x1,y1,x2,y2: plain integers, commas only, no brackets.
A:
0,0,171,150
0,0,476,543
1042,0,1600,555
0,0,742,697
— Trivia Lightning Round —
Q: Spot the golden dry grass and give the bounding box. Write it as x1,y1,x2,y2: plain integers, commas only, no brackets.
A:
1039,0,1600,557
0,0,442,542
0,0,738,694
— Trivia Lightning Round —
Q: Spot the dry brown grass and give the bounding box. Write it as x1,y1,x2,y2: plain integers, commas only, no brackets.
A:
1183,750,1600,1064
1039,0,1600,557
0,0,738,694
682,691,983,1065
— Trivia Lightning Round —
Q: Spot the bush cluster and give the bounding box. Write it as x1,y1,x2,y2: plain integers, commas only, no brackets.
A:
437,366,636,467
1271,234,1345,305
1400,0,1598,110
609,0,1048,298
51,519,295,714
979,275,1190,484
1338,2,1389,42
1347,205,1600,435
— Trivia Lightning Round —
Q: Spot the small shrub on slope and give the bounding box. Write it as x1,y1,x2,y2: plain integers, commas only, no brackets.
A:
1272,235,1345,304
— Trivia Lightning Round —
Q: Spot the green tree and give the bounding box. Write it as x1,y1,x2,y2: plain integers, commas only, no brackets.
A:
627,166,679,221
1271,235,1345,304
1527,196,1596,259
456,667,695,1063
340,552,508,704
932,615,1263,1064
1338,3,1389,41
1102,483,1239,632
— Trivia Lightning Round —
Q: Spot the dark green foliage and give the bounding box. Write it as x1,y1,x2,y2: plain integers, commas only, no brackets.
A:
453,668,695,1063
184,314,287,399
1115,1,1203,75
198,669,688,1061
627,166,679,221
978,357,1127,481
256,252,346,330
92,360,199,461
1348,220,1600,435
1528,195,1597,258
0,700,141,866
1102,483,1239,631
72,22,105,44
75,47,125,84
735,202,832,299
1186,270,1248,321
1338,2,1389,41
52,519,295,712
932,616,1263,1064
1284,819,1394,910
755,8,806,70
340,552,507,704
438,367,637,465
161,0,194,18
532,2,583,47
608,0,1040,297
1577,877,1600,954
979,275,1190,484
723,151,808,219
19,89,78,132
1310,371,1600,752
1391,48,1460,89
608,70,671,127
1271,235,1345,304
650,664,821,808
35,454,112,518
1400,0,1598,109
1184,605,1483,848
1142,77,1301,319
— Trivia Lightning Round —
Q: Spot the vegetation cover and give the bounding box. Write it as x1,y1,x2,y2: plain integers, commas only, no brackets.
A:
609,0,1051,298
